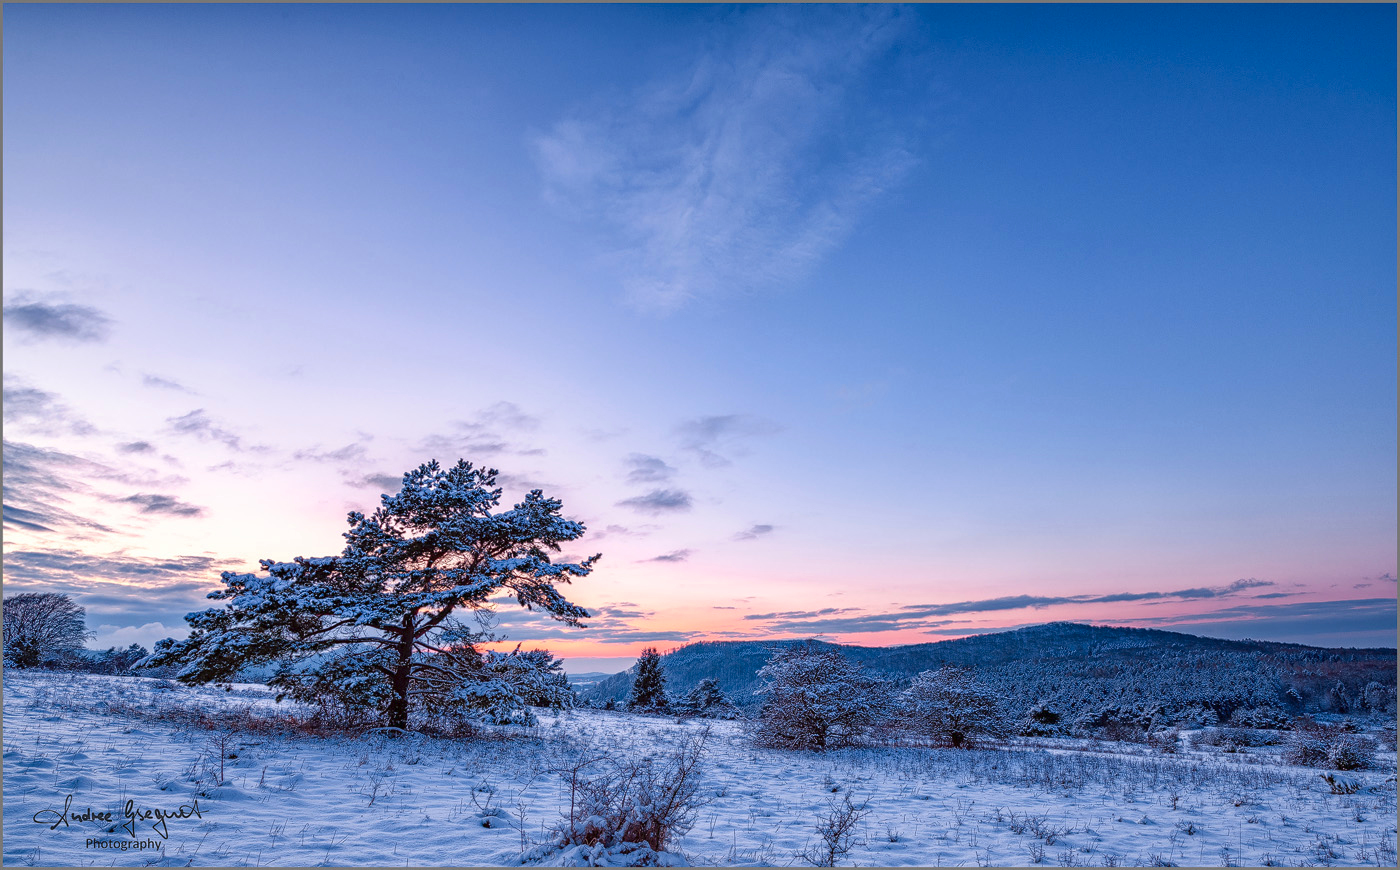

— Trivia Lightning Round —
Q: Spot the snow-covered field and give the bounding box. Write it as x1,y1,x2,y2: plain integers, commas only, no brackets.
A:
3,671,1395,867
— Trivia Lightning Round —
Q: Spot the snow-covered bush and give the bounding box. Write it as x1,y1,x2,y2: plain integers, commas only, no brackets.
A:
1019,702,1065,736
1362,681,1396,714
1192,727,1277,751
528,727,711,866
73,643,151,676
485,648,575,710
902,667,1005,748
1146,729,1181,754
1226,705,1290,729
1324,734,1376,771
1282,720,1376,770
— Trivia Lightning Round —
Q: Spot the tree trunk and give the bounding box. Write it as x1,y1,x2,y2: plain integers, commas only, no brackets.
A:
387,624,414,730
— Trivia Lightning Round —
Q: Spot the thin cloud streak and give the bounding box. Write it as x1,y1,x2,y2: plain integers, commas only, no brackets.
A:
898,579,1276,618
116,493,205,518
141,374,194,393
639,549,691,563
734,523,775,541
735,580,1286,635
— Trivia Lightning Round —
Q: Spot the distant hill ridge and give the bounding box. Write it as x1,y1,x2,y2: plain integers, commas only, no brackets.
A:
580,622,1396,722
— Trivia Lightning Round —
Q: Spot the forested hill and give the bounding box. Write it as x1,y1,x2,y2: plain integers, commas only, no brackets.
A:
580,622,1396,723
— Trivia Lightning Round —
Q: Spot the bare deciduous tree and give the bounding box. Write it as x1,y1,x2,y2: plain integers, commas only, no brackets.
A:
2,592,91,668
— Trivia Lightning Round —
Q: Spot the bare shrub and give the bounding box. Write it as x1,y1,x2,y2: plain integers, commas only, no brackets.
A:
799,792,871,867
545,725,712,860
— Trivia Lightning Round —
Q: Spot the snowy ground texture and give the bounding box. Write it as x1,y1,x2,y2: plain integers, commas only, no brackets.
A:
3,671,1396,867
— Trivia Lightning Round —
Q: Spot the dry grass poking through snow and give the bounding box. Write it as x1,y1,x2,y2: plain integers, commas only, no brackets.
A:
3,670,1396,867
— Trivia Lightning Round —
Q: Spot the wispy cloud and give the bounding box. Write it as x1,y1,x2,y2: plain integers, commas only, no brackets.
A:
167,409,243,450
116,493,205,518
346,472,404,493
417,401,545,459
3,376,98,436
734,523,775,541
3,504,56,533
3,436,201,541
898,579,1276,619
141,373,195,393
624,453,676,484
534,5,923,311
744,607,856,621
2,294,112,342
617,489,693,514
640,549,691,563
293,442,369,464
589,523,659,541
677,414,780,467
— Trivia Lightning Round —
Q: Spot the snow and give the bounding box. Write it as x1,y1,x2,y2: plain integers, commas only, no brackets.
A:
3,670,1395,867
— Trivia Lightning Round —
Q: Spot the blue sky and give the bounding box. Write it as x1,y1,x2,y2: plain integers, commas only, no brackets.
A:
3,4,1395,670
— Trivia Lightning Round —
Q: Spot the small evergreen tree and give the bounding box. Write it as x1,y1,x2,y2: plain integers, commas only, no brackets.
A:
680,678,740,719
627,647,669,712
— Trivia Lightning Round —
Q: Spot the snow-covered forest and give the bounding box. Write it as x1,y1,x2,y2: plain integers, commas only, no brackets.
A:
584,625,1398,730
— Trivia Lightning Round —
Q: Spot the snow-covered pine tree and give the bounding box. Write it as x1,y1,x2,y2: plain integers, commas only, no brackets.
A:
626,647,669,712
753,641,891,750
147,460,598,730
681,677,740,719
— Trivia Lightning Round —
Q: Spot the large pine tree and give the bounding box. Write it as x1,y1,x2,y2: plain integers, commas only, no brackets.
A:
150,459,598,729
